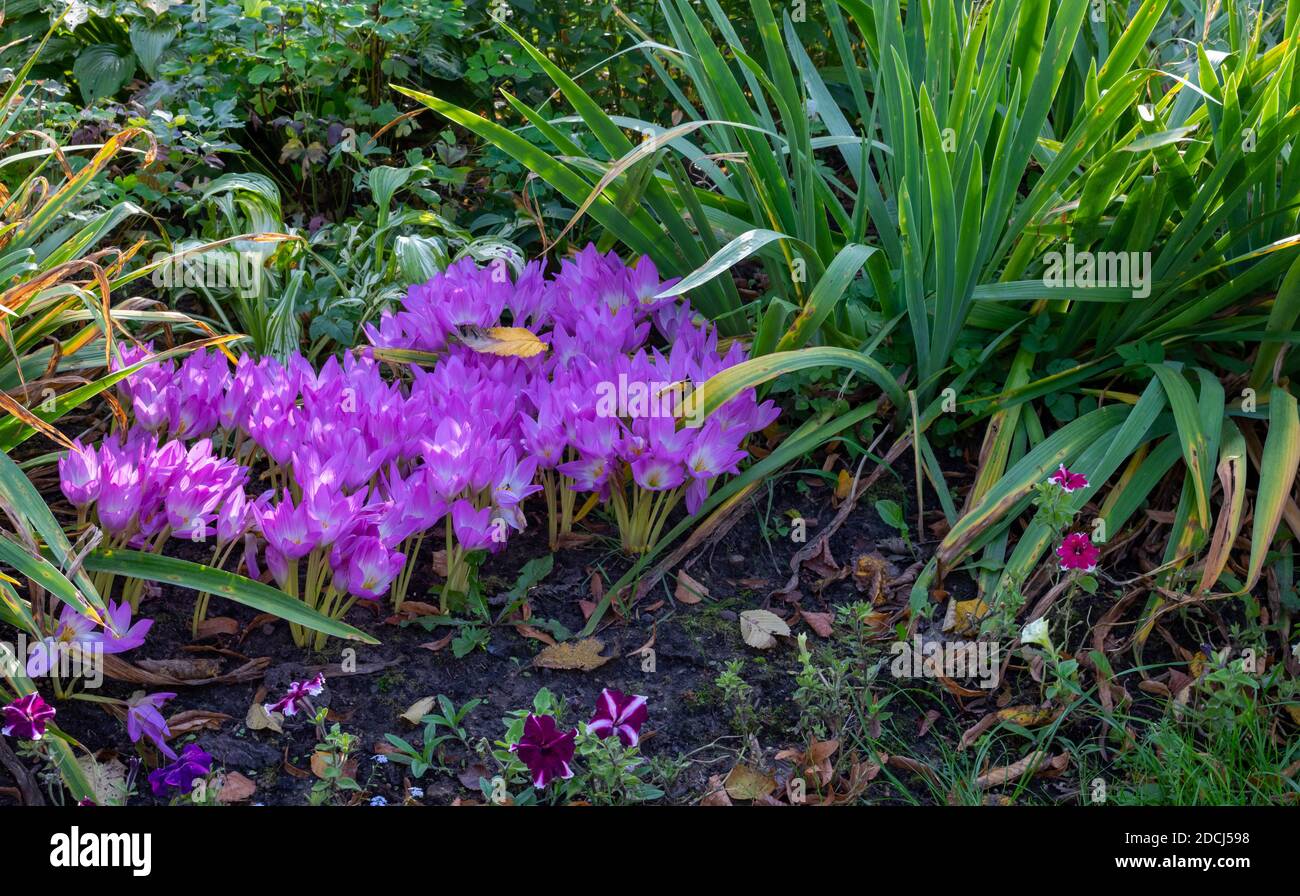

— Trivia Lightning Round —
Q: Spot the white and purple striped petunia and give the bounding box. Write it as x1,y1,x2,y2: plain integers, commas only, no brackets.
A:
586,688,649,747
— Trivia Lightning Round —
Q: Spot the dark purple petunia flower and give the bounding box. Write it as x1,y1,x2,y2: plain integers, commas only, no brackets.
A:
586,688,648,747
2,692,55,741
510,714,577,789
148,743,212,797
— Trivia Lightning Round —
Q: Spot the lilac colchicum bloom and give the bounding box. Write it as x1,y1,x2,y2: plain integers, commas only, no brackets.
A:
72,245,777,644
586,689,649,748
264,673,325,718
148,743,213,797
510,714,577,789
125,692,177,759
26,601,152,677
2,692,56,741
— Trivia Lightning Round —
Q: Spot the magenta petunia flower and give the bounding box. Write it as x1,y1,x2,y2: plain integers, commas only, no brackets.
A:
126,692,176,758
148,743,212,797
1048,464,1089,493
587,689,648,747
1057,532,1101,572
2,692,55,741
264,673,325,718
510,714,577,788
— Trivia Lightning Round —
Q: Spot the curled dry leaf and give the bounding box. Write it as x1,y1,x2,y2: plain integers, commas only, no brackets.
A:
739,609,790,649
419,632,454,653
514,624,557,646
401,696,437,725
165,709,232,738
105,655,271,687
246,699,283,734
195,616,239,638
217,771,257,803
799,610,833,638
700,774,733,806
852,552,893,604
673,570,708,604
972,751,1069,791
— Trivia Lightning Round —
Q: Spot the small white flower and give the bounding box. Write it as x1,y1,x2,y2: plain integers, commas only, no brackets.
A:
408,787,424,799
372,754,389,764
1020,617,1052,651
369,795,388,807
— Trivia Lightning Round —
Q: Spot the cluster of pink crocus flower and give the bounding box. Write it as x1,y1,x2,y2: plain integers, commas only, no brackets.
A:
58,246,774,646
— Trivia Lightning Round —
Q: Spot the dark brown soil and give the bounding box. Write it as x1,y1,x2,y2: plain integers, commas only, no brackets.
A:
34,466,927,806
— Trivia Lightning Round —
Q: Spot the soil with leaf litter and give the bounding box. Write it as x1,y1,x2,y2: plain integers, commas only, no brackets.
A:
21,465,961,806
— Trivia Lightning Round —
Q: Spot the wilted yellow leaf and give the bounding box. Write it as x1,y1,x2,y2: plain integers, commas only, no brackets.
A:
724,763,777,800
401,696,437,725
533,638,611,671
459,326,548,358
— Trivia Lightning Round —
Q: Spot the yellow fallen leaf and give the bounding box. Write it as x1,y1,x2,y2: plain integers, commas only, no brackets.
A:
995,705,1059,728
946,599,990,636
401,696,437,725
724,763,777,801
458,326,548,358
533,638,611,671
834,469,852,500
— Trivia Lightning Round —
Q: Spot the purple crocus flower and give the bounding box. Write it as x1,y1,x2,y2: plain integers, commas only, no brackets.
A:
70,601,152,654
509,714,577,789
264,673,325,718
126,692,176,758
148,743,212,797
58,441,101,508
2,692,55,741
331,536,404,600
450,499,497,552
586,688,649,747
260,491,321,559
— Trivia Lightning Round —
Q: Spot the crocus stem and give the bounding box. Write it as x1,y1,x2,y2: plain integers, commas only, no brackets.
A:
543,471,559,551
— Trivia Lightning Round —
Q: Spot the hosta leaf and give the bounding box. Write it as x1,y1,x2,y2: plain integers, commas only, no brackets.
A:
72,44,136,104
128,19,177,79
